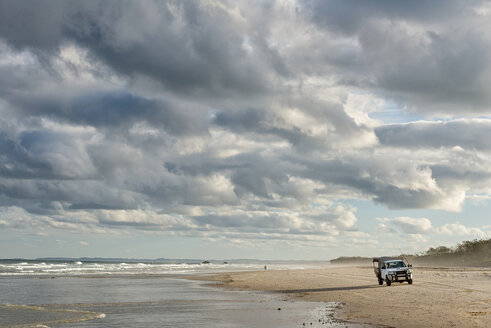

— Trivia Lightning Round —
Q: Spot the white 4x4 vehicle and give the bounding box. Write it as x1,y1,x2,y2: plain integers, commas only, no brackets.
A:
373,257,413,286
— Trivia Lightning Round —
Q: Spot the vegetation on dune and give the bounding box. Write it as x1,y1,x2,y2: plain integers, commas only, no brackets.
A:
455,238,491,255
330,238,491,267
415,238,491,267
329,256,369,264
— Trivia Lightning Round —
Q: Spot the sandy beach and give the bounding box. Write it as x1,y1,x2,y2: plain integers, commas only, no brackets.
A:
194,265,491,328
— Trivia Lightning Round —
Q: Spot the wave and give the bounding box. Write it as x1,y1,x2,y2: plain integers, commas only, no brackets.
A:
0,260,324,276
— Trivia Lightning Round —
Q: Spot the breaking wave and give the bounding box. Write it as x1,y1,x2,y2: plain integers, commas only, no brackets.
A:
0,260,300,276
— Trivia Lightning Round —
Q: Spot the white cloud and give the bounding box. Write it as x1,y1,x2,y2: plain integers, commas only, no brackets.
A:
378,217,488,241
435,223,487,238
378,217,432,234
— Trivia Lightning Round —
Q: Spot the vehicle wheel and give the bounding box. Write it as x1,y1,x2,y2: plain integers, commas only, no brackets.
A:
407,279,413,284
386,277,391,286
378,278,383,285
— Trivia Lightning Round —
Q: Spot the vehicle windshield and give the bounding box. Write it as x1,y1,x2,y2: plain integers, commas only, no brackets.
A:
386,261,406,268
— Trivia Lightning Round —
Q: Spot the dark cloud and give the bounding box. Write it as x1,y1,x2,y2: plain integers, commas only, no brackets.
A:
292,155,465,210
3,89,208,136
212,107,315,149
0,179,140,212
211,98,374,151
3,0,491,112
0,0,69,50
304,0,491,113
212,108,266,132
0,132,52,179
307,0,469,36
0,0,280,97
376,120,491,150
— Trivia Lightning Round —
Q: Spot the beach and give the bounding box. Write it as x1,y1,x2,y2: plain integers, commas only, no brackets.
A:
1,261,490,327
194,265,491,328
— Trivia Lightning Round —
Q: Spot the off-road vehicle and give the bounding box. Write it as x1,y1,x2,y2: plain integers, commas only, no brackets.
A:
373,257,413,286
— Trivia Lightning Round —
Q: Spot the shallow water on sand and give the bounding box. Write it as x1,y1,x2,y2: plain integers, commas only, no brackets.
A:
0,274,368,327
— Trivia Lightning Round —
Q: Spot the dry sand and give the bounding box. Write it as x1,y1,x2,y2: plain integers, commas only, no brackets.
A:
194,266,491,327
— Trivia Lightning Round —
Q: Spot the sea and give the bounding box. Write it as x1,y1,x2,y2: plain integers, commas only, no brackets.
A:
0,260,368,327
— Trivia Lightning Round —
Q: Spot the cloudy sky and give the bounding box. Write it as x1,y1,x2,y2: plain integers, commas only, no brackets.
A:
1,0,490,260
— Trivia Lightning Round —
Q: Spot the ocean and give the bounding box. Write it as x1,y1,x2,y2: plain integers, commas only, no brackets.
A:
0,260,367,327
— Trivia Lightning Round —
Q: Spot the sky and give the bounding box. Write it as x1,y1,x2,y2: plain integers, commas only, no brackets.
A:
0,0,490,260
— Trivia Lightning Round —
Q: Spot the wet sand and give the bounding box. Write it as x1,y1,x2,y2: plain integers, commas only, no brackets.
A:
192,265,491,328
